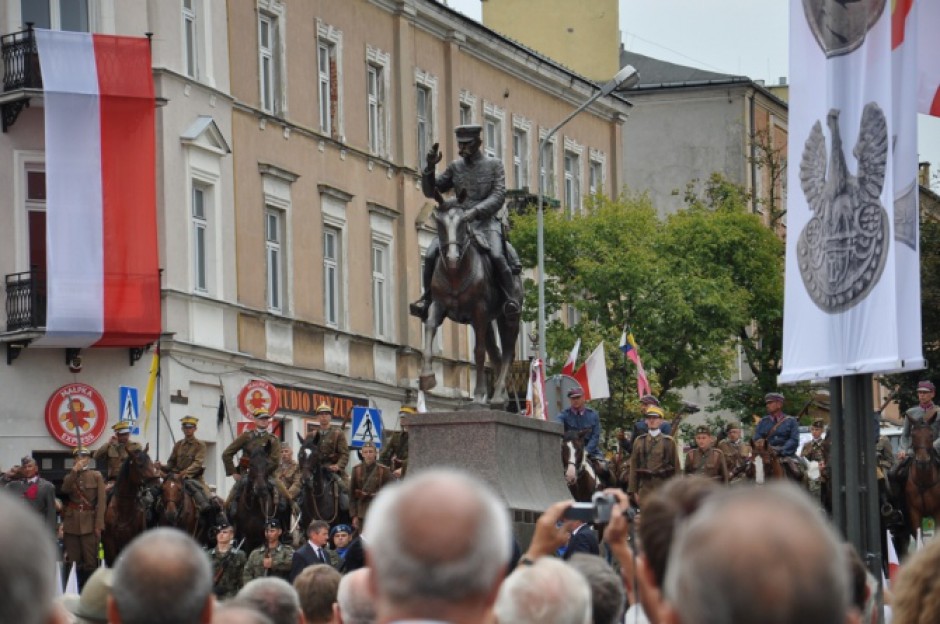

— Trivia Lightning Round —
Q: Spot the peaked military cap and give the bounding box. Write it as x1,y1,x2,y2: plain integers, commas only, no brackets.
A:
645,406,665,419
917,380,936,392
264,518,281,529
399,405,417,415
253,409,271,419
764,392,785,403
694,425,712,436
112,421,132,433
639,394,660,406
73,447,92,457
567,387,585,398
725,421,742,432
812,419,825,429
181,416,198,427
454,124,482,141
361,441,377,450
215,518,233,531
316,403,333,414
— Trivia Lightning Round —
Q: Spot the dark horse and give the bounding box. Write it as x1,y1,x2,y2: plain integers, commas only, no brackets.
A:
419,190,521,405
102,445,160,565
295,433,347,532
155,472,203,544
561,430,601,502
231,441,291,554
749,439,804,485
904,421,940,538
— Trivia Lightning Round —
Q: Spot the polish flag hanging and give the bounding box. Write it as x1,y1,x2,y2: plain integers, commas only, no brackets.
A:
560,339,581,378
573,342,610,401
34,30,160,348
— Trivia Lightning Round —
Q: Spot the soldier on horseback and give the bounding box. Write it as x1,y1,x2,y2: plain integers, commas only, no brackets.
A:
888,381,940,519
94,421,143,491
628,406,681,507
717,421,749,483
409,124,521,321
222,409,292,518
752,392,803,480
684,425,728,483
312,403,350,492
557,387,610,482
380,405,414,479
158,416,224,527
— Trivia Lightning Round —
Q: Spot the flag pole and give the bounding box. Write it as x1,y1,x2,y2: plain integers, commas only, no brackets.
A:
155,341,162,461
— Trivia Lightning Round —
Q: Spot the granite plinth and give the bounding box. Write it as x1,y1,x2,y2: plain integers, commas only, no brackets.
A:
406,409,571,546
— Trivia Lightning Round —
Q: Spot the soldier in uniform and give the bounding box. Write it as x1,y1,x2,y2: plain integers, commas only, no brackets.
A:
717,421,750,483
159,416,222,525
277,444,302,501
242,518,294,583
684,425,728,483
61,447,105,590
222,409,292,516
753,392,802,478
329,523,353,565
557,387,605,463
93,421,143,490
380,406,415,479
628,406,681,507
1,455,57,534
350,441,394,532
409,124,521,320
314,403,350,489
207,519,247,600
889,380,940,518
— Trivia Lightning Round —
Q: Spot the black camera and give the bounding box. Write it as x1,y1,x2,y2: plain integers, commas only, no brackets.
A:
562,492,617,524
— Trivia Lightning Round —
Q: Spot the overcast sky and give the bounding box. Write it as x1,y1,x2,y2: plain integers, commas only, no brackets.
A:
444,0,940,188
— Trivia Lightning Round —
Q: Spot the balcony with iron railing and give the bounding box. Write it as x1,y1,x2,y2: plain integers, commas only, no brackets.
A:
1,24,42,132
5,270,46,332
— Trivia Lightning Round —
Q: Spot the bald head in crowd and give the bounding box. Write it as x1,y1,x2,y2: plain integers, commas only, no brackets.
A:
334,568,376,624
493,556,592,624
236,578,302,624
364,468,511,624
108,528,213,624
660,483,857,624
0,489,66,624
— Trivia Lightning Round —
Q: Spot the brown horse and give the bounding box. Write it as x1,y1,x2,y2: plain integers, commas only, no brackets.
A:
419,190,521,406
749,439,804,485
230,441,290,554
295,433,347,531
562,430,600,502
155,472,200,541
904,421,940,537
102,445,160,565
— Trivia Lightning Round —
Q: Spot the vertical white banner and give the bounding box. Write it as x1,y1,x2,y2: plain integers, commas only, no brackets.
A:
781,0,924,382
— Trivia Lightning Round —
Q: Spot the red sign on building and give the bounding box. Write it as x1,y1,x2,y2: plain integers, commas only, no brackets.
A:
237,379,280,418
44,383,109,448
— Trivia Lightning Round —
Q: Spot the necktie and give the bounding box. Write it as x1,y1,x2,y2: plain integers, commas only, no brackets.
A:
315,547,324,563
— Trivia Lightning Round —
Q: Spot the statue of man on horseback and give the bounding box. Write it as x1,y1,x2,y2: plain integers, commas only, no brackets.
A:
409,124,522,321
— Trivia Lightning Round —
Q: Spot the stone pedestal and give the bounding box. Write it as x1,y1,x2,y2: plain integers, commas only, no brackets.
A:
407,409,570,547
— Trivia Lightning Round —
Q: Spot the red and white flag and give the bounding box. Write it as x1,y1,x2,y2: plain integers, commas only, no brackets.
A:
885,530,900,586
560,338,580,377
34,30,160,348
916,0,940,116
524,358,547,420
573,342,610,401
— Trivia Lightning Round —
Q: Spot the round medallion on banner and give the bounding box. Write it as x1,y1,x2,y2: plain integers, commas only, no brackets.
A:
44,383,109,448
237,379,280,418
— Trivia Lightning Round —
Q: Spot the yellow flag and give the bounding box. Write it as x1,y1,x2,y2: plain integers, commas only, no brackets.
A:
143,347,160,432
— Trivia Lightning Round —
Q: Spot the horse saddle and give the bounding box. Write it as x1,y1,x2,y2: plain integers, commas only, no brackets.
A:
472,230,490,252
782,456,804,481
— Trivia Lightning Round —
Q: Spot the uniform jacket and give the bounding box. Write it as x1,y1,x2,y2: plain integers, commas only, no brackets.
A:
166,437,208,480
277,459,302,499
350,461,393,520
801,438,827,463
876,436,895,473
717,438,748,479
289,542,334,582
628,433,680,495
422,150,506,233
61,468,105,535
563,524,600,560
899,403,940,454
222,430,281,476
317,425,350,471
684,447,729,483
557,407,602,458
207,546,247,600
753,415,800,456
2,475,57,532
242,542,294,583
380,430,409,476
93,441,143,480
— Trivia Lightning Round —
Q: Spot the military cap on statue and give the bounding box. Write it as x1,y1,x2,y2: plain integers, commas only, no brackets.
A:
73,447,92,457
264,518,281,530
454,124,482,141
316,403,333,414
694,425,712,436
180,416,198,427
112,421,131,433
812,419,825,429
917,380,936,392
645,406,665,419
639,394,660,406
567,387,584,399
764,392,785,403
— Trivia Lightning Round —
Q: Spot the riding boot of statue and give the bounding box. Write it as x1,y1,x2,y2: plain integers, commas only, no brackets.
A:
409,241,439,321
495,259,520,318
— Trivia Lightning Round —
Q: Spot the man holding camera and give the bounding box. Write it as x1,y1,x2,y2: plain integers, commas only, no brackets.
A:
628,406,681,507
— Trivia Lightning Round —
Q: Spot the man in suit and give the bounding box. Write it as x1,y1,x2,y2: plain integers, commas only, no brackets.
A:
1,455,57,534
289,520,332,582
562,517,599,560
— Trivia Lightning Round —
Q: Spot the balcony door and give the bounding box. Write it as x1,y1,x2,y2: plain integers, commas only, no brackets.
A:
20,0,90,32
26,169,46,273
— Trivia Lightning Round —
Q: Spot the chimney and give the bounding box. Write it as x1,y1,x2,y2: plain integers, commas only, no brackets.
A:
920,162,931,187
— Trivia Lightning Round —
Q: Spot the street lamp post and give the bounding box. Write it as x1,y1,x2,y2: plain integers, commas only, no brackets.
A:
536,65,639,366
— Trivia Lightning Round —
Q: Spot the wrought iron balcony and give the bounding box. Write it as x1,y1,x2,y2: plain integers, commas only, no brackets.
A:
5,270,46,332
1,25,42,132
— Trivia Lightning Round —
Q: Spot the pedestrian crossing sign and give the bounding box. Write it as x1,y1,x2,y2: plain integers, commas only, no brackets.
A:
350,407,383,448
119,386,140,435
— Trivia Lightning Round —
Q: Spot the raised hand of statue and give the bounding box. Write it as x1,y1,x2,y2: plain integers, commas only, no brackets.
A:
425,142,442,171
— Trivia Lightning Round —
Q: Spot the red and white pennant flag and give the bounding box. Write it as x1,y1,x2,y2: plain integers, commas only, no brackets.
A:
34,29,160,348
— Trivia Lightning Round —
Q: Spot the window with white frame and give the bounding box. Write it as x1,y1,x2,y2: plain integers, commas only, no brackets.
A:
372,242,389,337
21,0,90,31
511,116,531,190
483,102,504,160
324,227,342,326
366,45,391,158
564,150,582,215
317,21,343,140
539,136,556,198
459,90,477,126
459,102,472,126
258,12,280,114
416,85,431,168
182,0,197,78
265,208,285,312
192,184,208,292
589,159,603,197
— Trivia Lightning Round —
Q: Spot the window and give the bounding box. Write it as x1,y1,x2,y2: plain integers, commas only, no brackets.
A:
484,116,501,159
564,150,581,215
324,227,342,326
459,90,477,126
459,102,472,126
539,137,556,198
192,185,207,292
316,22,343,140
372,242,389,337
21,0,89,31
258,14,278,113
589,159,603,197
182,0,197,78
265,209,284,312
416,85,431,168
512,127,529,189
25,164,47,273
367,65,384,155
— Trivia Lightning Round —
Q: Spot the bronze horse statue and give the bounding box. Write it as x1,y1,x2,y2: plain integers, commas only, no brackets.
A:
419,190,521,405
231,441,290,554
904,421,940,538
295,433,347,530
102,445,160,565
562,430,601,502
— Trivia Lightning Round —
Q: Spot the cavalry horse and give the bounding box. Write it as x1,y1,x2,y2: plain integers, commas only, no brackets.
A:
155,472,203,544
296,433,347,532
230,442,290,554
419,190,521,406
561,430,602,502
102,445,160,565
749,439,804,485
903,421,940,538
